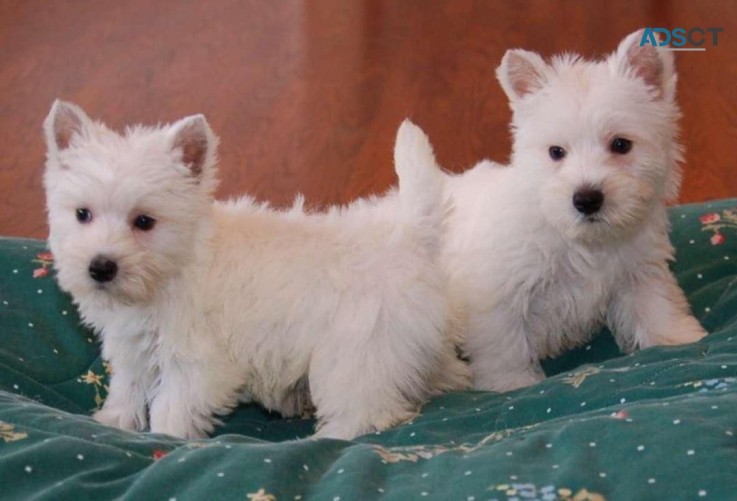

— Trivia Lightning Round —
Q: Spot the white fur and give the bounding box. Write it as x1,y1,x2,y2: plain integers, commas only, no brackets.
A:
436,30,707,391
43,104,470,440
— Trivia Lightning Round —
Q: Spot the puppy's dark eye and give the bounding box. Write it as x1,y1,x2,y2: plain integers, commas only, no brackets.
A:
76,208,92,224
549,146,566,161
610,137,633,155
133,215,156,231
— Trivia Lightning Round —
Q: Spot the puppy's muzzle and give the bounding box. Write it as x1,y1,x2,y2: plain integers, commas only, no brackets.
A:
573,187,604,216
89,255,118,283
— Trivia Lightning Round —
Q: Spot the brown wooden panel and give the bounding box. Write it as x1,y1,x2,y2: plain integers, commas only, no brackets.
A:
0,0,734,239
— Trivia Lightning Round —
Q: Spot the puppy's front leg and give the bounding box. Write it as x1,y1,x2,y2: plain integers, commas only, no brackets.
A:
93,350,152,432
149,358,240,440
608,264,707,352
466,308,544,392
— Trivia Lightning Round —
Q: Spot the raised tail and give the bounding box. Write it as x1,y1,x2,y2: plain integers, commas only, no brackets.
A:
393,119,447,256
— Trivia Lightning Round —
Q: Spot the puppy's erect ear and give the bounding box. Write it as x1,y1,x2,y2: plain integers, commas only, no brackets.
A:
43,100,93,153
612,29,676,101
496,49,548,103
169,115,217,179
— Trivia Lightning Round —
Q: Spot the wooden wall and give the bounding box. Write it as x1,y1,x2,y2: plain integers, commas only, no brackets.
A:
1,0,734,238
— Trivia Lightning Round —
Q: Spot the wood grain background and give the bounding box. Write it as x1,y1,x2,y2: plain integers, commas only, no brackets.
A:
1,0,735,239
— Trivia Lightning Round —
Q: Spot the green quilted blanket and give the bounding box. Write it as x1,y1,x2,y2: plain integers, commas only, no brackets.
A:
1,200,736,500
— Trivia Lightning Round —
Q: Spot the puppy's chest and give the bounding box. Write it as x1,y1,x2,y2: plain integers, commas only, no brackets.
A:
523,254,617,356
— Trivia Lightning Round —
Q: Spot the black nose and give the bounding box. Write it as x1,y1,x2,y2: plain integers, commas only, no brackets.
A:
572,188,604,215
88,256,118,283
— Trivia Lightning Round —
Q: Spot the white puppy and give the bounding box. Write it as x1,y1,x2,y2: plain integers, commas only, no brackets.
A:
43,102,469,440
426,30,706,391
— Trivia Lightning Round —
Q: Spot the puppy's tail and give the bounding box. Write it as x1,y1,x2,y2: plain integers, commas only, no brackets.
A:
394,119,446,256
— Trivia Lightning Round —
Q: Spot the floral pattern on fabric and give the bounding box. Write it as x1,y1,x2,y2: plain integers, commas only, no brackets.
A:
700,206,737,245
0,421,27,442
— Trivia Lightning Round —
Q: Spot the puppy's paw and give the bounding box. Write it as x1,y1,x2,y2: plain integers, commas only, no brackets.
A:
149,397,213,440
93,405,146,432
473,368,544,392
658,315,708,346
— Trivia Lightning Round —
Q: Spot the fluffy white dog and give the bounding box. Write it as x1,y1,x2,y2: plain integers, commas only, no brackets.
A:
424,30,707,391
43,102,469,440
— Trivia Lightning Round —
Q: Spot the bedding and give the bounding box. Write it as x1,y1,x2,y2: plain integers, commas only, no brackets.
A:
0,199,736,500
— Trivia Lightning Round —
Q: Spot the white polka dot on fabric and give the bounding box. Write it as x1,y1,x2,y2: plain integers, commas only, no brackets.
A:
37,289,43,294
421,473,429,478
420,492,428,497
377,488,384,494
698,490,707,497
464,470,472,476
217,472,224,478
545,443,552,449
12,269,18,274
688,450,695,455
12,384,18,390
302,464,309,471
648,478,656,484
337,468,343,474
77,454,84,461
546,408,552,414
263,458,271,463
681,214,686,218
24,466,32,473
508,405,514,410
589,442,596,447
697,273,703,279
580,402,587,407
506,451,513,456
620,398,627,404
689,240,695,244
169,498,176,501
705,307,711,313
725,256,730,261
637,445,645,451
28,323,34,328
333,496,340,501
673,419,681,425
552,464,559,469
410,432,416,437
599,472,606,478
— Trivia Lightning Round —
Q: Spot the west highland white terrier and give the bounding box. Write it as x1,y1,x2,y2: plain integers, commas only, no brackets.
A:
420,30,707,391
43,101,470,440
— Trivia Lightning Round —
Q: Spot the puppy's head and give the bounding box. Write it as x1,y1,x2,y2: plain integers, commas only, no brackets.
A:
43,101,219,307
497,30,681,243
